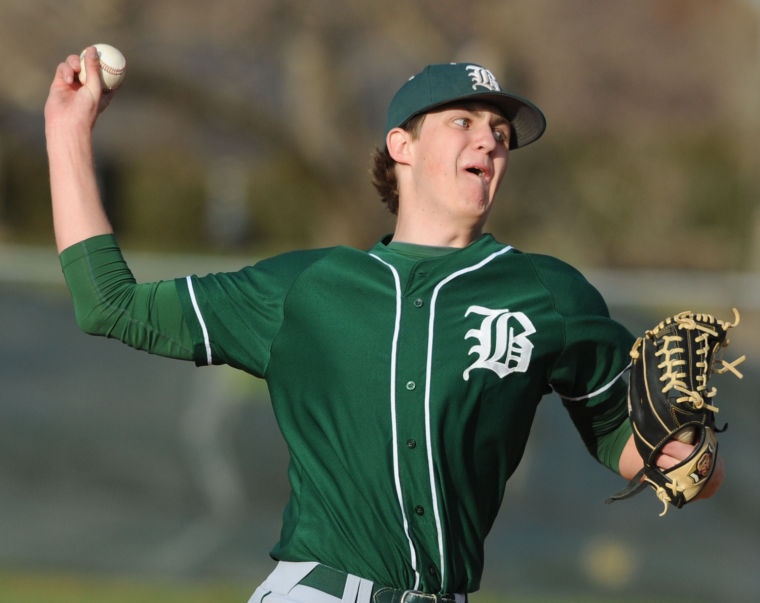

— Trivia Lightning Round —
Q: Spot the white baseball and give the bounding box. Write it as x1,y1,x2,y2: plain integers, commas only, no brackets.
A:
79,43,126,91
675,426,697,445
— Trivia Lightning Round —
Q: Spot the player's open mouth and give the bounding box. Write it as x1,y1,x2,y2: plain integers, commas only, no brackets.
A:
465,166,490,182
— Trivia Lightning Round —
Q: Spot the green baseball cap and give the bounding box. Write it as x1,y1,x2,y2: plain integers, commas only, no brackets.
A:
385,62,546,149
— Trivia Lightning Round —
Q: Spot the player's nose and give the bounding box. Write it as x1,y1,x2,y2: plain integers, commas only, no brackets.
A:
471,121,498,152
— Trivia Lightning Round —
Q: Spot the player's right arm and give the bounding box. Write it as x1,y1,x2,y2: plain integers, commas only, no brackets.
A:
45,46,113,253
46,50,195,361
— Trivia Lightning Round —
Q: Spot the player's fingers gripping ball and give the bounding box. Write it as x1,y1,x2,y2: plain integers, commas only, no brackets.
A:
79,43,126,91
608,309,745,515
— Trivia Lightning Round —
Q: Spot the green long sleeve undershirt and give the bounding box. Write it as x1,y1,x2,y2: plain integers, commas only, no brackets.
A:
59,234,194,360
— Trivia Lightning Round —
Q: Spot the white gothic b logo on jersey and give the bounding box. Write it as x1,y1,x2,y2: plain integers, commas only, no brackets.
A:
465,65,501,92
462,306,536,381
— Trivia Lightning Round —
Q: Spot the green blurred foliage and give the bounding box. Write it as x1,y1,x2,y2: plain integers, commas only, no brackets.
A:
495,130,756,268
246,152,335,254
1,137,53,244
110,150,206,250
2,125,753,268
0,570,251,603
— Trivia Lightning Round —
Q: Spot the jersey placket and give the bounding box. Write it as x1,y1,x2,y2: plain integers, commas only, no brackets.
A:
370,252,447,592
393,262,446,592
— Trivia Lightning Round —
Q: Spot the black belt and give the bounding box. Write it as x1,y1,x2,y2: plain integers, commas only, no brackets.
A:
299,564,464,603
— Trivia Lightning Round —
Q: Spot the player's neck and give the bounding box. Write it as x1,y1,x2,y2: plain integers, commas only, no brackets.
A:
391,215,483,248
393,184,491,248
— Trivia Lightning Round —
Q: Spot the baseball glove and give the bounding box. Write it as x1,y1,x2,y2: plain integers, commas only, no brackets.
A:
606,308,745,516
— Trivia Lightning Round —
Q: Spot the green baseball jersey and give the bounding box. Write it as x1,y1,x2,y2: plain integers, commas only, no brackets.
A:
175,233,634,594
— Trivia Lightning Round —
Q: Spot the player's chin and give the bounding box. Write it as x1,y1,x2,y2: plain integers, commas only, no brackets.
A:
456,192,489,216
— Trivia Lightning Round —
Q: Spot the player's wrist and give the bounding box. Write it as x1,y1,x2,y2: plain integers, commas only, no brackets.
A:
46,105,99,138
46,121,96,167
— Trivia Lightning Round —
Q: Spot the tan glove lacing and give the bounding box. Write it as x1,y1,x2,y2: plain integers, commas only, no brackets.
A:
654,333,719,412
647,478,682,517
631,309,746,414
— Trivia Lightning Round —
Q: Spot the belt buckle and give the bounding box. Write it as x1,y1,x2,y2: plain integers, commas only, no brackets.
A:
400,591,438,603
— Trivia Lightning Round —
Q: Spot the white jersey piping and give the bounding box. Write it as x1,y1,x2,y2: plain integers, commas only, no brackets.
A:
369,253,420,589
559,363,631,402
185,275,213,366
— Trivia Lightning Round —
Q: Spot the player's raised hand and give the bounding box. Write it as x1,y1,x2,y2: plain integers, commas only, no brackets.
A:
44,47,113,134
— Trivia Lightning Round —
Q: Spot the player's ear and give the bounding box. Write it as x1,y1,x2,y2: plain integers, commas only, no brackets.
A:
386,127,413,166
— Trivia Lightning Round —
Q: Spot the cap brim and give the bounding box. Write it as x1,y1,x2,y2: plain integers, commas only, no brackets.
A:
403,91,546,149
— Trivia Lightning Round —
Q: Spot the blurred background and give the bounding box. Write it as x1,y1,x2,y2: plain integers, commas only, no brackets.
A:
1,0,758,601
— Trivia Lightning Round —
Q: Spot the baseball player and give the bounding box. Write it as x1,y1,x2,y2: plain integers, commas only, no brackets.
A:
46,50,723,602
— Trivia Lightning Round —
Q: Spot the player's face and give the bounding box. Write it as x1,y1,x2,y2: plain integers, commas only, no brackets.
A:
407,103,510,226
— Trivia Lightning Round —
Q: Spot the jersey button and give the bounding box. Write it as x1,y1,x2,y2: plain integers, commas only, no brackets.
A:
406,439,417,449
405,381,416,391
413,298,424,308
415,505,425,515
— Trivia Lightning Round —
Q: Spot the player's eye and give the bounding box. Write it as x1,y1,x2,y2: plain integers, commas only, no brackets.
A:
453,117,470,128
493,129,509,145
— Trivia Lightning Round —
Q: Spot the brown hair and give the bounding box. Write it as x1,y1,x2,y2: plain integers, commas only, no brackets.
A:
371,113,425,215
